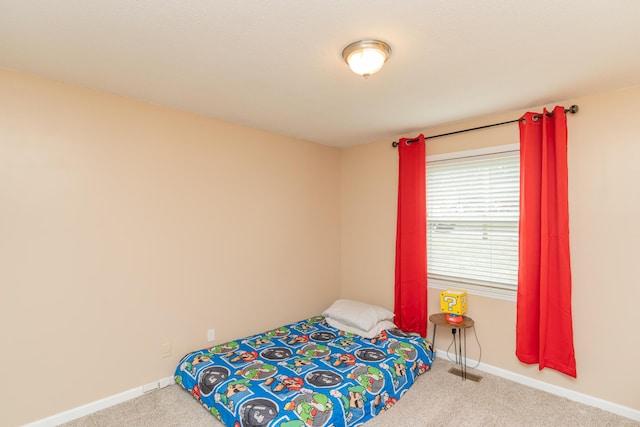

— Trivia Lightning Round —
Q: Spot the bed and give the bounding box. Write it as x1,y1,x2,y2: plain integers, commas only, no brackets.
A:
174,301,433,427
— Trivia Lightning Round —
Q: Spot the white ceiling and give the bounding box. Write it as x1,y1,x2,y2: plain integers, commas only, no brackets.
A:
1,1,639,147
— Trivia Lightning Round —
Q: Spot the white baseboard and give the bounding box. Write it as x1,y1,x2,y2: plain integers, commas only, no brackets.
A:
23,376,174,427
434,349,640,422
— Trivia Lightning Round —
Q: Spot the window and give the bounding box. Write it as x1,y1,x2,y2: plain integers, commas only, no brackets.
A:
426,144,519,301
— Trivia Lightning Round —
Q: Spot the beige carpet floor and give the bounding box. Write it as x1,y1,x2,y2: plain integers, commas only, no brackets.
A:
62,358,638,427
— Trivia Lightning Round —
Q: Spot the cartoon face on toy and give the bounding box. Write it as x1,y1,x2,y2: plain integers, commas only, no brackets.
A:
239,398,279,427
198,366,230,395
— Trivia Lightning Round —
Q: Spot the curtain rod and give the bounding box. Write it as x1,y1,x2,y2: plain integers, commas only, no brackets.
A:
391,105,579,147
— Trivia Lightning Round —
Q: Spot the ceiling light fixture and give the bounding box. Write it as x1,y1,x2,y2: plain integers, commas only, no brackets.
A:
342,40,392,79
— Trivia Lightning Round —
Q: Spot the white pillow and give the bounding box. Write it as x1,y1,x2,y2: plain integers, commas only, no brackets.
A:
322,299,394,331
326,317,397,339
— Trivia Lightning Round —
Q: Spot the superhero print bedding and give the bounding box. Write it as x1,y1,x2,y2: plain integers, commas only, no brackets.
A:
175,315,433,427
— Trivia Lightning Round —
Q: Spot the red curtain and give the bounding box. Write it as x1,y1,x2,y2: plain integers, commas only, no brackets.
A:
394,134,427,337
516,106,576,377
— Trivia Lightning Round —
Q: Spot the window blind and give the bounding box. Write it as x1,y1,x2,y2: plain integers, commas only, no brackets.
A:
427,150,520,290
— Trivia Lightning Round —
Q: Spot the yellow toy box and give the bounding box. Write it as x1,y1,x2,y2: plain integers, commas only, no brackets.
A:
440,289,468,316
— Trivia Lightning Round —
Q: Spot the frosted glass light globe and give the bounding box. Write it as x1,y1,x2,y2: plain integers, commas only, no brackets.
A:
342,40,391,78
347,49,386,77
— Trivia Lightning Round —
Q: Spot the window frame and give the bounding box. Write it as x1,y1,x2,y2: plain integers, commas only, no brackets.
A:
426,143,520,302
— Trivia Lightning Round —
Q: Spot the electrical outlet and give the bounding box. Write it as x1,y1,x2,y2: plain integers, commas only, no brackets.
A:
207,328,216,342
161,342,171,358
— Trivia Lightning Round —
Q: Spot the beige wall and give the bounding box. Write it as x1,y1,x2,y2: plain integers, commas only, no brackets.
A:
0,69,342,426
341,86,640,411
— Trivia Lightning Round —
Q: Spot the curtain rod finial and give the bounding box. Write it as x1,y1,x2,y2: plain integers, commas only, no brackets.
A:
568,105,579,114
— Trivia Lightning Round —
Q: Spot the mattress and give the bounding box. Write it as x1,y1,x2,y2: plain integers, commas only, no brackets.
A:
175,315,433,427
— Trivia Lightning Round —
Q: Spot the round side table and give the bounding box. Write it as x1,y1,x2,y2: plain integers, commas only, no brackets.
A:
429,313,474,380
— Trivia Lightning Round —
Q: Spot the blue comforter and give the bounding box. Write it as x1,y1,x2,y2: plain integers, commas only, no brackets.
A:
175,316,433,427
